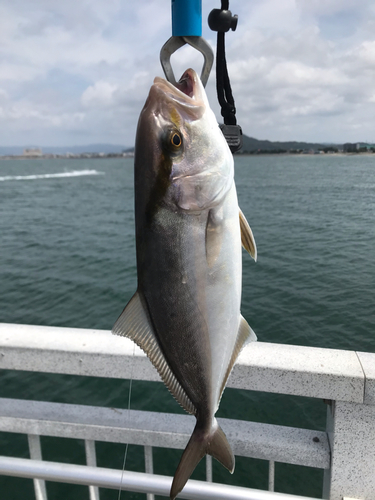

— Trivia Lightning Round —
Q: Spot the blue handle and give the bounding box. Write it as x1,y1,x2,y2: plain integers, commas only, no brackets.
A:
172,0,202,37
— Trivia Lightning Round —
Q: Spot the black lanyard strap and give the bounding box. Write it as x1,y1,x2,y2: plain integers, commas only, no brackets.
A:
208,1,243,153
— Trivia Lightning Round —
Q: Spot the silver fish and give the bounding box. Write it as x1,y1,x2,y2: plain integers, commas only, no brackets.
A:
113,68,257,499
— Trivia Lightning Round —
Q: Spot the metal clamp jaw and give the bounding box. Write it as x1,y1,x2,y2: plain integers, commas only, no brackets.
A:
160,36,214,88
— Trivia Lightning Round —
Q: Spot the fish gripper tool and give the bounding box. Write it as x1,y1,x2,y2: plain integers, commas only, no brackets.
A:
160,36,214,88
160,0,213,88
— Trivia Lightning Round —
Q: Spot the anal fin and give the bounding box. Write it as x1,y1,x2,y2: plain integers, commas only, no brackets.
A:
112,291,196,415
218,315,257,405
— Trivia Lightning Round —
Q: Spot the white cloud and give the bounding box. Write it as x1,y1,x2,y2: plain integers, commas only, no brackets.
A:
356,40,375,64
0,88,8,102
0,98,85,127
0,0,374,145
296,0,369,17
82,81,119,108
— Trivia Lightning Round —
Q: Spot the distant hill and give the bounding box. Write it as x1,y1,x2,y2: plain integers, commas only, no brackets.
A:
0,146,25,156
241,135,330,153
0,144,129,156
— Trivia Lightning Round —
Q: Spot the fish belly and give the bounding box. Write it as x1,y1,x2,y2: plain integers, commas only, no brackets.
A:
137,182,242,415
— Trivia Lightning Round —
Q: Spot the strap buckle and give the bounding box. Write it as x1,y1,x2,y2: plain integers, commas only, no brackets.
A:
220,124,243,153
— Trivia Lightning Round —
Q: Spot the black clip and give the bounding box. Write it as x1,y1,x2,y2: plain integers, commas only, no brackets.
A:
220,124,242,153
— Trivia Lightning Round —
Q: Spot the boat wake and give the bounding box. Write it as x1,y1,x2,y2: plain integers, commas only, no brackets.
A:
0,170,104,182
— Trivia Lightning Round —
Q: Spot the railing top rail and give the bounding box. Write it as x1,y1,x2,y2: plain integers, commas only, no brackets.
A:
0,323,372,404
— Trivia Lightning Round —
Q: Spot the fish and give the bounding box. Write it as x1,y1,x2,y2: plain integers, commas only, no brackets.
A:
112,68,257,499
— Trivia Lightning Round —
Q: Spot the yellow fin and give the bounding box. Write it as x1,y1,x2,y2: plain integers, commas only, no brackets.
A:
239,208,257,261
112,291,196,415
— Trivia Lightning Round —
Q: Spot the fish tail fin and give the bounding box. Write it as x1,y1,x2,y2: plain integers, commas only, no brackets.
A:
170,418,234,500
207,420,235,472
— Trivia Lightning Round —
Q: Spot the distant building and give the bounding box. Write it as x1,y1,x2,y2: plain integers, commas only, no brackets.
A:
358,143,375,151
23,148,42,157
343,143,357,153
343,143,375,153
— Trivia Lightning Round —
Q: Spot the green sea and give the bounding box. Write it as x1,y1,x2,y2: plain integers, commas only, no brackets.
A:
0,154,374,499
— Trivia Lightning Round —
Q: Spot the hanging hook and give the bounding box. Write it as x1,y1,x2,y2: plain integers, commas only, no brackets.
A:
160,36,213,87
160,0,213,87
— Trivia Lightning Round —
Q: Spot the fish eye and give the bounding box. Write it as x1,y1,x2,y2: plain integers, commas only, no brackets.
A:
162,129,183,156
171,132,182,148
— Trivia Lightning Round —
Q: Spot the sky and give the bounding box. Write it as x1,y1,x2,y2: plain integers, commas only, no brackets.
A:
0,0,375,147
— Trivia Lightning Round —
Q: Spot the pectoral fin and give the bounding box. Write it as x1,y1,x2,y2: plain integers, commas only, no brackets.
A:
112,291,196,415
206,208,223,267
239,208,257,261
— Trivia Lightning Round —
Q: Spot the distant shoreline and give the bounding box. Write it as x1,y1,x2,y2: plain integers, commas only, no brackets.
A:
0,152,134,160
238,152,375,157
0,152,374,160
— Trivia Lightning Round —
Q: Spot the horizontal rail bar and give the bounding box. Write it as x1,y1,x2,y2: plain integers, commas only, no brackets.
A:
0,323,369,403
0,398,330,469
0,456,319,500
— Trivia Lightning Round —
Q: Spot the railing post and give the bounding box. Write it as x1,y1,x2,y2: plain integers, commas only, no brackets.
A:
268,460,275,492
28,435,47,500
144,446,154,500
206,455,212,482
84,440,100,500
323,400,375,499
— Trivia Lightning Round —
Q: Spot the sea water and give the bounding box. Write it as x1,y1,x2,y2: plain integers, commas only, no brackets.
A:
0,155,374,499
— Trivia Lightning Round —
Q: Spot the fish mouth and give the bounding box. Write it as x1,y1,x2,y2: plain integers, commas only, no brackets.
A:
174,69,196,98
152,69,206,118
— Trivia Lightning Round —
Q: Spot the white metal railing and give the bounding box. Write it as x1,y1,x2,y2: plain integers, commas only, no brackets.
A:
0,323,374,500
0,456,319,500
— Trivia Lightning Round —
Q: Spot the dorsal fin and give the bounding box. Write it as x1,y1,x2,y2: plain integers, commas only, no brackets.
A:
239,208,257,261
112,291,196,415
217,315,257,408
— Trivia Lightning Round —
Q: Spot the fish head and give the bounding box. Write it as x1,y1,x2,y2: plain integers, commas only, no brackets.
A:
135,69,234,213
